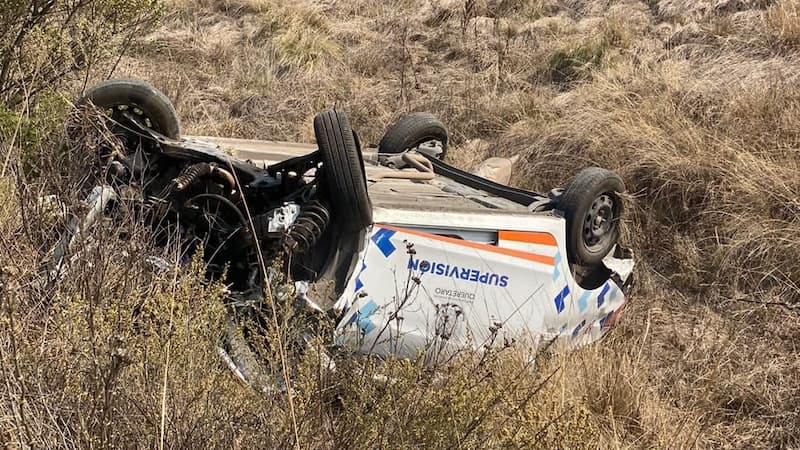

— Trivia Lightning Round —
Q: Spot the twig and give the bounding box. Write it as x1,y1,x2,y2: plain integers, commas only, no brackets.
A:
159,230,182,450
729,297,799,311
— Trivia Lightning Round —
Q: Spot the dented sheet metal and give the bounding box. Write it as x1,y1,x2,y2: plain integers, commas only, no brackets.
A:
334,221,631,361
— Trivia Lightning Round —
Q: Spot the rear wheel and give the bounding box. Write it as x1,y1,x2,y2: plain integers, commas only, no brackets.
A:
379,112,448,159
314,110,372,232
559,167,625,266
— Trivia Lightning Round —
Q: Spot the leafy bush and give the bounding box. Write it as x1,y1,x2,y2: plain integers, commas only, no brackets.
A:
0,0,164,108
0,93,72,176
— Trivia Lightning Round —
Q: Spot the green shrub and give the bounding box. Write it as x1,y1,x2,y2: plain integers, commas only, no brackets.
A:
0,93,73,176
0,0,164,108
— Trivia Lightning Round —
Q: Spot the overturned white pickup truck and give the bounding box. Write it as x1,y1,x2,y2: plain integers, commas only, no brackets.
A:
57,79,634,387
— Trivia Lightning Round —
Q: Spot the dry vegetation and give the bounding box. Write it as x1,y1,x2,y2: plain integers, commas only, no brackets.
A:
2,0,800,448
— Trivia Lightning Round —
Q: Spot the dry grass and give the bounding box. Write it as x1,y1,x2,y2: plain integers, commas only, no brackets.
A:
766,0,800,48
0,144,616,448
1,0,800,447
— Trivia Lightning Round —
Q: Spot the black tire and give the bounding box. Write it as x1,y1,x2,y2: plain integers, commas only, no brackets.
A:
559,167,625,266
378,112,448,159
314,110,372,232
78,79,181,139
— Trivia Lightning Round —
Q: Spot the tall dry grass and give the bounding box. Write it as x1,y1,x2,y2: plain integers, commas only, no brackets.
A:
0,108,614,448
767,0,800,47
2,0,800,448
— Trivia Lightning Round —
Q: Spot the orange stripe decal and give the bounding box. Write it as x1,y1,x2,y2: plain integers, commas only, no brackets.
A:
377,224,555,266
498,230,557,247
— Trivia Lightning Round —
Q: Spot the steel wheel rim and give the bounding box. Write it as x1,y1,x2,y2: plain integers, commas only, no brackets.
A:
582,193,617,252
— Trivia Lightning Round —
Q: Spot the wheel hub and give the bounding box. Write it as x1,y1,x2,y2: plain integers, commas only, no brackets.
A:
583,194,615,249
415,139,444,158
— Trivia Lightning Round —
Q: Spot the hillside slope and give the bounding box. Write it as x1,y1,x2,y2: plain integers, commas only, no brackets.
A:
126,0,800,447
1,0,798,448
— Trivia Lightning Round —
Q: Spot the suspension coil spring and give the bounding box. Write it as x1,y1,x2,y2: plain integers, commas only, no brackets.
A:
174,163,211,191
284,200,330,254
173,163,236,193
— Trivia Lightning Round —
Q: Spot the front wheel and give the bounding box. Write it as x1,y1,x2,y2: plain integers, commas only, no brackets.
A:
77,78,181,139
314,110,372,232
559,167,625,266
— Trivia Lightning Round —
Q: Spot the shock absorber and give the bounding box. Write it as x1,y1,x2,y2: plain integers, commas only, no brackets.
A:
284,200,330,254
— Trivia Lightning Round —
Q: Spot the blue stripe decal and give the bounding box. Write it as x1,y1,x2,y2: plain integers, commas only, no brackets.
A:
577,289,591,312
371,228,397,257
599,311,614,329
597,283,610,308
552,251,562,281
354,262,367,292
572,319,586,336
358,318,376,335
553,285,570,313
356,300,378,335
358,300,377,317
372,227,389,240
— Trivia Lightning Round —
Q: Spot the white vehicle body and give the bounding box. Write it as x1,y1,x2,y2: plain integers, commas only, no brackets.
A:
332,210,632,361
206,136,634,360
